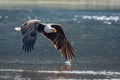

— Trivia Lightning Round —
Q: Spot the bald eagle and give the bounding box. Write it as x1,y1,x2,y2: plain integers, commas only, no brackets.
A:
15,20,75,61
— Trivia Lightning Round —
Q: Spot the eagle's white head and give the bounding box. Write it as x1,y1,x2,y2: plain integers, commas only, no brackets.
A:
44,24,57,33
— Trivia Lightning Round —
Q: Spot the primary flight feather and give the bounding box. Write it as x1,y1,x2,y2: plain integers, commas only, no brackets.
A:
15,20,75,61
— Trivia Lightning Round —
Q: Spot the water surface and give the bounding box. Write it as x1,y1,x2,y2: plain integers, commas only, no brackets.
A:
0,8,120,80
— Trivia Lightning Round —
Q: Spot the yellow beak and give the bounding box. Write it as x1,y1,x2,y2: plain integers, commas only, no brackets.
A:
52,29,57,33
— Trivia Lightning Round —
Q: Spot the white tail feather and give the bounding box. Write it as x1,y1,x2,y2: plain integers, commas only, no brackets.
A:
15,27,21,31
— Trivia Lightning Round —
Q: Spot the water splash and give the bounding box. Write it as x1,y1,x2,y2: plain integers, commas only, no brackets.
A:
65,60,71,65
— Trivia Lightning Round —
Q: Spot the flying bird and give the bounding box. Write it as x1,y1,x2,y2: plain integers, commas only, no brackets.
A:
15,20,75,61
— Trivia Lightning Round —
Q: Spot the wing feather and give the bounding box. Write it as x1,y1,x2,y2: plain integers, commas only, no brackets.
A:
20,21,38,52
51,24,75,60
19,20,75,60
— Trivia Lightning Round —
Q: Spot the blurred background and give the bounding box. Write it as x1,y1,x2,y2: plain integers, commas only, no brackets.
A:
0,0,120,10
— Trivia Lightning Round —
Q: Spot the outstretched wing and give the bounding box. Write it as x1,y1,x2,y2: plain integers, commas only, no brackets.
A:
20,21,38,52
51,24,75,60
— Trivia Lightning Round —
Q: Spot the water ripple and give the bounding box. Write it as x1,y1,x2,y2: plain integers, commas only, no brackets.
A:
82,15,120,22
0,69,120,76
